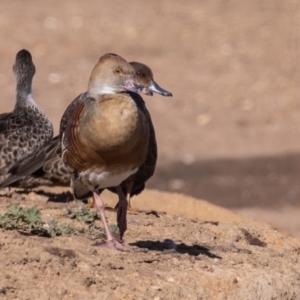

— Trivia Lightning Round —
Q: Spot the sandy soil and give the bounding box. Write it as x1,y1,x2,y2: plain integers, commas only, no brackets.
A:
0,188,299,299
1,0,300,236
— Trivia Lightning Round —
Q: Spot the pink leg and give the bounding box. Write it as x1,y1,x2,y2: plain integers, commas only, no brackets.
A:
116,186,128,240
93,191,127,251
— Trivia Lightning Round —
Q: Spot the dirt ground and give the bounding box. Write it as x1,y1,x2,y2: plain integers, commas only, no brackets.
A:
1,0,300,298
0,188,300,300
1,0,300,237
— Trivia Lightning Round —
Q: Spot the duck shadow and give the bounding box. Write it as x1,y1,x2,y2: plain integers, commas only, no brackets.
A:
25,189,74,203
40,190,74,203
130,239,221,258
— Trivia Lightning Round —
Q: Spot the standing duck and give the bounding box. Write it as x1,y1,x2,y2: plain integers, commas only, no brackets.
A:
0,62,172,214
108,62,172,211
0,49,53,183
62,53,150,250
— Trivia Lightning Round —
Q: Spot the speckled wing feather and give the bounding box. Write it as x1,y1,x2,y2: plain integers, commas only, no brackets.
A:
0,107,53,177
0,112,32,134
0,136,69,188
0,93,88,188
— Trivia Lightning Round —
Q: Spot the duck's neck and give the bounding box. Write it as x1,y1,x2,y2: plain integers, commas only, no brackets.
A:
88,85,117,99
14,77,36,109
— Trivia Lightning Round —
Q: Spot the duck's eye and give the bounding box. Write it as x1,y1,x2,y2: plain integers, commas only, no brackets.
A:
136,71,142,76
114,68,122,75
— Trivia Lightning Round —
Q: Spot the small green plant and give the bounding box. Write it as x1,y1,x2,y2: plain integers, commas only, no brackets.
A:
65,206,99,224
109,224,118,233
65,206,119,237
46,220,85,237
0,205,85,237
0,205,42,231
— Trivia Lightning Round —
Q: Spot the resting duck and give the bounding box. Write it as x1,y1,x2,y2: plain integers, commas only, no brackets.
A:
1,62,172,215
0,49,53,183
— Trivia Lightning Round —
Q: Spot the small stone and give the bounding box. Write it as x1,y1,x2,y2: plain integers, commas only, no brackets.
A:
83,277,96,288
163,239,177,250
131,218,140,224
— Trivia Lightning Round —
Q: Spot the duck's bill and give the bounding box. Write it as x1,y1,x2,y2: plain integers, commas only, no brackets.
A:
124,80,148,94
148,80,173,97
139,87,153,96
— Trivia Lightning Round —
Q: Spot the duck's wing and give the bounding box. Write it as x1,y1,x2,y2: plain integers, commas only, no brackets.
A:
0,92,87,187
0,112,29,133
0,135,60,187
6,152,71,189
0,110,42,174
59,92,87,138
129,107,157,196
62,95,95,200
62,97,88,171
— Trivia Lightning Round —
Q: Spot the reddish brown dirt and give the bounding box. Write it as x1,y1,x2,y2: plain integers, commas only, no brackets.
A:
0,0,300,236
0,188,300,299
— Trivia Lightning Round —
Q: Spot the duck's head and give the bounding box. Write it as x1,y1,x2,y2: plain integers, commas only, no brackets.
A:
13,49,35,83
129,62,172,97
88,53,146,98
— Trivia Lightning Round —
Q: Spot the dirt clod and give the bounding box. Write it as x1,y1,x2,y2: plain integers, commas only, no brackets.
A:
241,228,267,247
45,247,76,259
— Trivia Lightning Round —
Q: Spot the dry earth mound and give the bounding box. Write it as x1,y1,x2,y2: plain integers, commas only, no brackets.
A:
0,188,299,299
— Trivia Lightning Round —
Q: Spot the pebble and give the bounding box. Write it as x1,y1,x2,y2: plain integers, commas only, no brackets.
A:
151,286,161,291
163,239,177,250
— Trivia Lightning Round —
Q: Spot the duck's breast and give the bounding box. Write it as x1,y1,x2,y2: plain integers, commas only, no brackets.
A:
79,93,150,168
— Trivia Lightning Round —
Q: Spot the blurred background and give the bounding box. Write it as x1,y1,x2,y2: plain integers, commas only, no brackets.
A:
0,0,300,237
